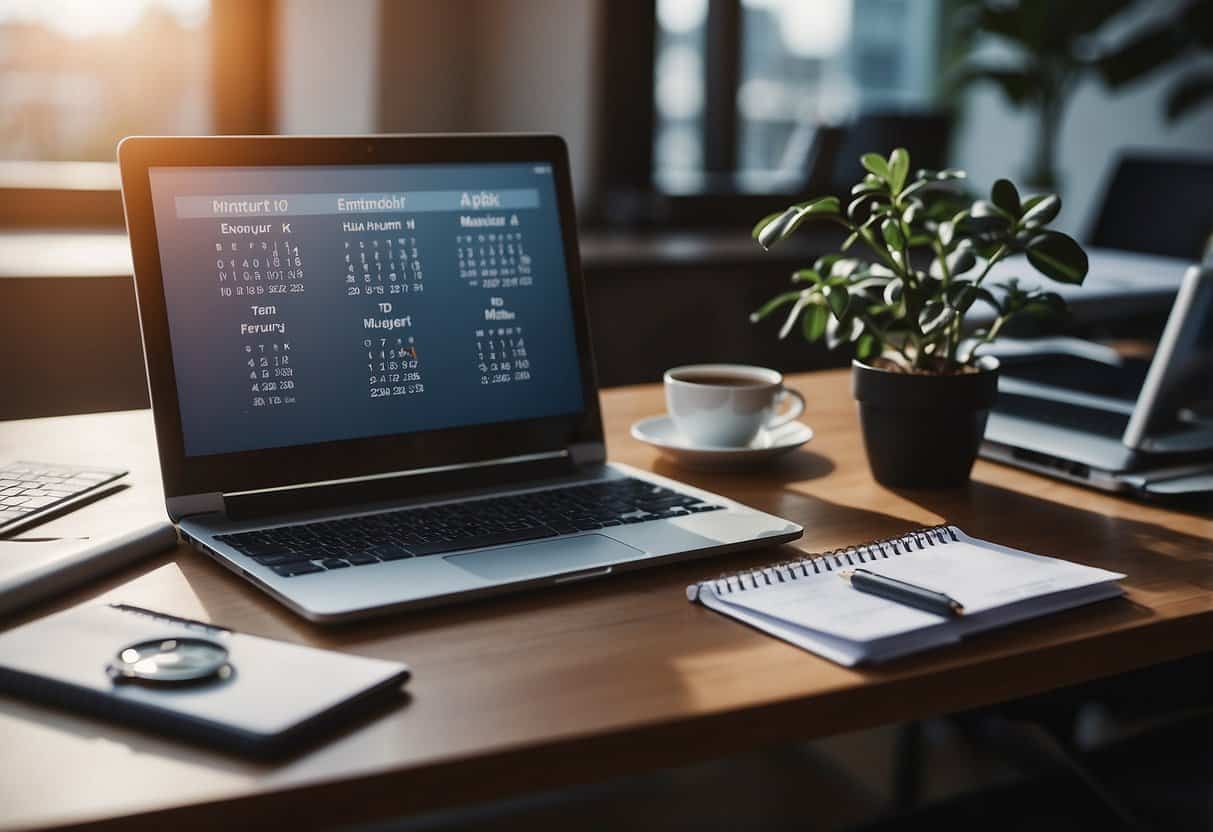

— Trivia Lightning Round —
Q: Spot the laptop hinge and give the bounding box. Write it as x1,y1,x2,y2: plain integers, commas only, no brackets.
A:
222,453,576,522
568,441,606,465
166,493,226,523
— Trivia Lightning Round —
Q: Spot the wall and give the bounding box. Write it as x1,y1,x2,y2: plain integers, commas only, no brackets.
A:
277,0,379,134
466,0,600,204
277,0,601,202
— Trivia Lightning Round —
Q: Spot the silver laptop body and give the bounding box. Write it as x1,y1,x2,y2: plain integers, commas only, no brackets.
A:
119,135,802,623
981,258,1213,498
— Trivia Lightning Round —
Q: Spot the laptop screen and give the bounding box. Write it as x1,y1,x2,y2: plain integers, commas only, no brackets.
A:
147,163,585,458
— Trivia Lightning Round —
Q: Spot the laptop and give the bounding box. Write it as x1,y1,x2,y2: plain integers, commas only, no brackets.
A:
981,257,1213,498
118,134,803,623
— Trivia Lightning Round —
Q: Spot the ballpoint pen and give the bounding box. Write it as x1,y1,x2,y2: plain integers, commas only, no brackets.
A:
839,568,965,617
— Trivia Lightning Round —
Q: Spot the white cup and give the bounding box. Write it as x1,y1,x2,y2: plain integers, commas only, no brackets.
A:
663,364,806,447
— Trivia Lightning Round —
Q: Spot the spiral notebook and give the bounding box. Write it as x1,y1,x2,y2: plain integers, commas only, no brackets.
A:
686,525,1125,666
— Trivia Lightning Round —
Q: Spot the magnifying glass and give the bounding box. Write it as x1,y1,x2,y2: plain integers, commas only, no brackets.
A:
106,637,232,685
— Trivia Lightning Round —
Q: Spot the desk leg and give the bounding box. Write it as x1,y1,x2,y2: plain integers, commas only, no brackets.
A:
893,721,924,810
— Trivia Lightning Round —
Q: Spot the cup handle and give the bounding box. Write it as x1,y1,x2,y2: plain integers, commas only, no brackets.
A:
765,387,805,431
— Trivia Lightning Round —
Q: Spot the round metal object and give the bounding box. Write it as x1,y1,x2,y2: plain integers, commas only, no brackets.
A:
107,637,231,685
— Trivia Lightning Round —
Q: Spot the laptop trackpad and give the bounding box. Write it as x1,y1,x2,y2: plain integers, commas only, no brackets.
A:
445,534,643,582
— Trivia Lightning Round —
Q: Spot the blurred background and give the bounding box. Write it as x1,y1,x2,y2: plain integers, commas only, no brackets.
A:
1,0,1211,408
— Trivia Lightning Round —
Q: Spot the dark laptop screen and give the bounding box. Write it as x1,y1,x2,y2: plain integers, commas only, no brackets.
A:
147,163,584,457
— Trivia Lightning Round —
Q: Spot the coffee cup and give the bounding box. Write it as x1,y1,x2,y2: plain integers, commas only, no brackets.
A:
663,364,805,447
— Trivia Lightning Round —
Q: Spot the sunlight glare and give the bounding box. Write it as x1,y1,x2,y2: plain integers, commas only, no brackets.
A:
0,0,207,39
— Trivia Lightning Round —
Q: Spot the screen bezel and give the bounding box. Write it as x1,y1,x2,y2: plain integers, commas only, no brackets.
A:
119,134,604,501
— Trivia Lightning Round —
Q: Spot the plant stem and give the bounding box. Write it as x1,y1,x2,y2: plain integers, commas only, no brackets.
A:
961,314,1011,364
861,314,913,364
857,226,902,274
972,244,1008,288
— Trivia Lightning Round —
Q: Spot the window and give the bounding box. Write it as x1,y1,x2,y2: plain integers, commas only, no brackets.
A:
652,0,709,190
0,0,273,228
0,0,211,162
646,0,941,198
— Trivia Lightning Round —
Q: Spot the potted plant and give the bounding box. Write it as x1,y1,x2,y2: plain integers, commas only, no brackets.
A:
751,147,1088,487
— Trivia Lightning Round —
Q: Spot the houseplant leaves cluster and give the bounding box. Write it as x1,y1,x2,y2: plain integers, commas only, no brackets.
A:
751,147,1089,375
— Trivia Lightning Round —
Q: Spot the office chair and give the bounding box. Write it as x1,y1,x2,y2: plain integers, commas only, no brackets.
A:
828,111,953,194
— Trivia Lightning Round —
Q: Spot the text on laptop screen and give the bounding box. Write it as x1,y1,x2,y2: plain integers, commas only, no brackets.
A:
148,163,584,457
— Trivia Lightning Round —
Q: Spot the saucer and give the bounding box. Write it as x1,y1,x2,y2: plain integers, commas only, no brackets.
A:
630,415,814,472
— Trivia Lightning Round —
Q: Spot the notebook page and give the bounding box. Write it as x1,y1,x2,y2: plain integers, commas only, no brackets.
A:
714,569,949,643
702,528,1124,645
859,530,1125,615
696,587,870,666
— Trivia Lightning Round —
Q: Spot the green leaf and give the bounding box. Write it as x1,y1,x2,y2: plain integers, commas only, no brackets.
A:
1020,193,1061,227
752,210,784,241
814,254,843,275
971,200,1010,220
791,269,824,284
861,153,890,180
882,278,904,306
947,280,997,315
991,179,1021,217
900,179,960,202
975,286,1000,310
930,169,966,181
929,243,977,279
750,290,803,323
826,285,850,320
850,277,890,299
825,314,864,349
753,196,842,250
802,302,829,341
888,147,910,193
842,231,859,250
939,220,955,248
832,258,863,279
847,192,883,222
856,333,877,360
962,212,1013,241
1025,231,1089,285
918,304,956,336
881,218,905,249
1018,289,1069,320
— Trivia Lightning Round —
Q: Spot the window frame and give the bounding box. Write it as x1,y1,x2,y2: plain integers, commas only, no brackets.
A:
591,0,950,229
591,0,813,228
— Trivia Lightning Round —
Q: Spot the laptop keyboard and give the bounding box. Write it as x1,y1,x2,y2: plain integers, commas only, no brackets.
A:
0,461,126,534
214,477,724,577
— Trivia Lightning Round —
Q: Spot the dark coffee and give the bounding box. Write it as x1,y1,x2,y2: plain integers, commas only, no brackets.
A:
673,373,767,387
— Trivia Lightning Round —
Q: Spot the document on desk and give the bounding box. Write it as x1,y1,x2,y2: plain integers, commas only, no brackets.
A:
686,525,1125,666
0,521,178,618
0,603,411,756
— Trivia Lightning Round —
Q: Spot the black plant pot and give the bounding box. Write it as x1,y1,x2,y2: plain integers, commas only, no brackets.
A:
851,357,1000,488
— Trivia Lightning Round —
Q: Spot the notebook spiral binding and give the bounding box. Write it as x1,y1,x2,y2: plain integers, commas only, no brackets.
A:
687,524,961,601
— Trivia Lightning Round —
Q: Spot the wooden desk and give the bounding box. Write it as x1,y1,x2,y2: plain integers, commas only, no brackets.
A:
1,370,1209,831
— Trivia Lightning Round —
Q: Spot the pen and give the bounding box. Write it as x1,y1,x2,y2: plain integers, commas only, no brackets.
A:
839,569,964,617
